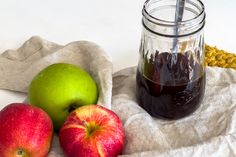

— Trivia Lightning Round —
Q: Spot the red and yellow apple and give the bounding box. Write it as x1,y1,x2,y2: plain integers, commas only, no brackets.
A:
59,105,125,157
0,103,53,157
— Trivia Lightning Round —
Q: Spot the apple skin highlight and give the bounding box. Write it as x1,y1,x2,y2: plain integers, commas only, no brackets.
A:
0,103,53,157
59,105,125,157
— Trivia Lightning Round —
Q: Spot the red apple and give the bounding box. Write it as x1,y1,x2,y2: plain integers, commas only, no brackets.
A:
59,105,125,157
0,103,53,157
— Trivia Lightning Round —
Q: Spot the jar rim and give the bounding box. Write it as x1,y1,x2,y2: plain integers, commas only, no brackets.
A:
142,0,205,27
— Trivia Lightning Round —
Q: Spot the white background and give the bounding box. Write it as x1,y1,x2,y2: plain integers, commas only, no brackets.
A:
0,0,236,106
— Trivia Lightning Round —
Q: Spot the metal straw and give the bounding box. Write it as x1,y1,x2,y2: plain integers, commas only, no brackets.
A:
172,0,186,53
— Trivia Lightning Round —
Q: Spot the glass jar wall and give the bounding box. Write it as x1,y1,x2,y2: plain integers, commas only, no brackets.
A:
136,0,206,119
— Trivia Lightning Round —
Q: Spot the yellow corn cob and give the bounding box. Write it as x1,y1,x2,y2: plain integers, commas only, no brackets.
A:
205,45,236,70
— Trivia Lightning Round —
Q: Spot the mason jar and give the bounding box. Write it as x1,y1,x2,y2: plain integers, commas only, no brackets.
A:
136,0,206,119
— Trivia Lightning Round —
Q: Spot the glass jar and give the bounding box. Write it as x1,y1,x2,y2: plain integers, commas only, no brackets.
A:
136,0,206,119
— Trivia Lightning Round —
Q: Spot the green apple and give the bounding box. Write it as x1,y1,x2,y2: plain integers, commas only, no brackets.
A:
28,63,98,131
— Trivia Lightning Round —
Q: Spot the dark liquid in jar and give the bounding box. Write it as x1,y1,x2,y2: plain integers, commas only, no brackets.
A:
136,52,205,119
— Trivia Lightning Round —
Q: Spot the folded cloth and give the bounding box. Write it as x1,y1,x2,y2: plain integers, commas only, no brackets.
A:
112,67,236,157
0,36,113,109
0,37,235,156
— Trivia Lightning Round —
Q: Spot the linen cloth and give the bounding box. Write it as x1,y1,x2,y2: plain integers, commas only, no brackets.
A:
113,67,236,157
0,37,235,156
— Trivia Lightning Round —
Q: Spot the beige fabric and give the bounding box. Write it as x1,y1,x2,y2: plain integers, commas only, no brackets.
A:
0,36,113,109
0,37,235,156
113,67,236,157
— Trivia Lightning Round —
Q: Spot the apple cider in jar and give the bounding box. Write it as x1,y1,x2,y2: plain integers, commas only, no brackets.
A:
136,0,206,119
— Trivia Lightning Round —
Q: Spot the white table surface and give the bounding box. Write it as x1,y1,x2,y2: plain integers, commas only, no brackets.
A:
0,0,236,107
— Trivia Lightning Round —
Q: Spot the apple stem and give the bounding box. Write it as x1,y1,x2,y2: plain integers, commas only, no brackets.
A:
82,120,100,137
82,120,88,127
